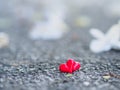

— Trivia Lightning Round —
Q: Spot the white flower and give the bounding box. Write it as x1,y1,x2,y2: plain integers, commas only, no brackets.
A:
29,21,67,40
90,21,120,53
0,32,9,48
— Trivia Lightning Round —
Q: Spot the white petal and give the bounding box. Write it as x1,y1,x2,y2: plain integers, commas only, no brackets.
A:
106,23,120,43
90,40,111,53
90,29,105,39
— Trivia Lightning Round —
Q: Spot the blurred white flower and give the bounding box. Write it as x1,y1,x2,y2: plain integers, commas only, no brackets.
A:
90,21,120,53
29,21,68,40
0,32,9,48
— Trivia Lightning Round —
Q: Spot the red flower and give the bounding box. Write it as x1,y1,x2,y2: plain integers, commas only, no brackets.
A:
59,59,81,73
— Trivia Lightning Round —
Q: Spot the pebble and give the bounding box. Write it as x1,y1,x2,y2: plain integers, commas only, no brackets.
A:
83,81,90,86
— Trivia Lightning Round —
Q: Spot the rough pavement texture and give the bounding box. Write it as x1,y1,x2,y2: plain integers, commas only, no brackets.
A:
0,3,120,90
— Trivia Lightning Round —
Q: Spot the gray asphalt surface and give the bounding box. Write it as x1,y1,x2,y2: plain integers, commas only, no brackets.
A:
0,3,120,90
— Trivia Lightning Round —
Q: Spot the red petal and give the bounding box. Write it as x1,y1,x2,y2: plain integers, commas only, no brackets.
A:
66,59,75,73
73,62,81,71
59,63,69,72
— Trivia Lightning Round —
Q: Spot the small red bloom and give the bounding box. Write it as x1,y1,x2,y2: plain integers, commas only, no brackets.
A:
59,59,81,73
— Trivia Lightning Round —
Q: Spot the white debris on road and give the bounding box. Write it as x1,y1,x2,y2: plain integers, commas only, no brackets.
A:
90,21,120,53
0,32,9,48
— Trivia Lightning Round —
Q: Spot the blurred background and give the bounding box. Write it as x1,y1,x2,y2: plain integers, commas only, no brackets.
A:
1,0,120,33
0,0,120,64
